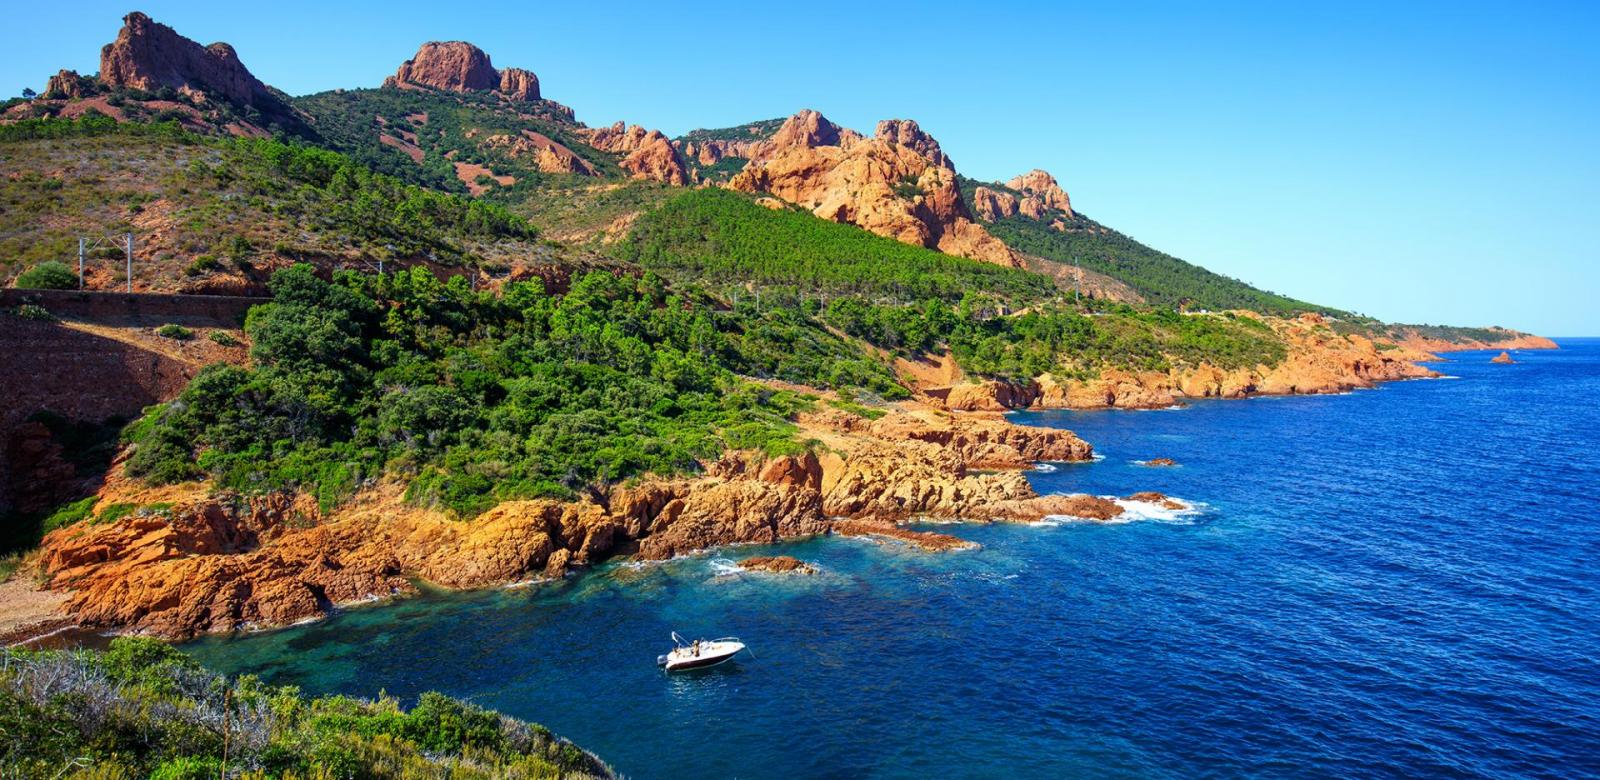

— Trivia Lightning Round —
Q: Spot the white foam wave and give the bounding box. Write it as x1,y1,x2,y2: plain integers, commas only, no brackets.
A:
1040,495,1206,526
1111,495,1206,524
1033,462,1058,473
708,557,743,577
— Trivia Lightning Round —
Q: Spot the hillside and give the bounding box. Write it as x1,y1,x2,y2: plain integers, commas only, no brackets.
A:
957,175,1339,315
0,116,600,294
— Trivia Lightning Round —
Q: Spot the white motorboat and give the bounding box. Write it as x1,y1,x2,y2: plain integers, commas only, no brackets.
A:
657,632,746,672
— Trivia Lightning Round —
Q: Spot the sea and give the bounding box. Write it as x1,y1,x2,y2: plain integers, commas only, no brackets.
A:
184,340,1600,779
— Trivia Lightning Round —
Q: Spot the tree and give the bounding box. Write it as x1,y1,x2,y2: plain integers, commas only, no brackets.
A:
20,87,36,100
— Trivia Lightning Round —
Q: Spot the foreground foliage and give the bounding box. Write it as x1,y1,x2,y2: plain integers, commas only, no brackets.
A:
0,637,610,779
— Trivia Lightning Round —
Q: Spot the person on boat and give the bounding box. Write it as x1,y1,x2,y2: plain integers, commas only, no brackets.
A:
692,640,701,657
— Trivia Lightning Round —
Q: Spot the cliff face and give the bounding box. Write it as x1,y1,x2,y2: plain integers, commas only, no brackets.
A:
97,11,285,116
385,41,543,102
728,110,1021,267
35,407,1122,638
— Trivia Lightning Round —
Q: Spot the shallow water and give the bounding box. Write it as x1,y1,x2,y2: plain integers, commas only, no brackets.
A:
185,341,1600,778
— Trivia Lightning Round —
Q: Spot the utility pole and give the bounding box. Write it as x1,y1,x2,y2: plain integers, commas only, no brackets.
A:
125,233,133,293
78,238,85,289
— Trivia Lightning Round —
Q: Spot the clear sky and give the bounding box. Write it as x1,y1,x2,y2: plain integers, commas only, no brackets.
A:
6,1,1597,334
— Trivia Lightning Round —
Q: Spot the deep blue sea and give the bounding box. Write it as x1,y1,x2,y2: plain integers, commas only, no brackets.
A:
185,341,1600,779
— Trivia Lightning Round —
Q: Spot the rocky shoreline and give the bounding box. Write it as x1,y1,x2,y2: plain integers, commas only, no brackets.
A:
937,313,1452,412
3,317,1517,644
13,407,1118,641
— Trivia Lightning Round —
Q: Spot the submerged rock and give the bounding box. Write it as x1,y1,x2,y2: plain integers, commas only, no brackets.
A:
736,556,818,575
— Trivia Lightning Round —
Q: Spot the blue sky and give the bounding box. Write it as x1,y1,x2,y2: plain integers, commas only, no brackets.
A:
6,1,1597,334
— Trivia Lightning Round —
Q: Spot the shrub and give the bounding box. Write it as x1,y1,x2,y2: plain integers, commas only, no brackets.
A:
14,304,54,321
155,323,194,340
183,255,219,276
208,330,240,347
15,261,77,289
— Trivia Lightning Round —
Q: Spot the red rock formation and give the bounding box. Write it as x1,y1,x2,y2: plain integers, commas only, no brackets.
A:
736,555,817,574
98,12,274,110
35,406,1123,637
1491,351,1515,364
1006,169,1073,217
728,110,1020,267
385,41,545,103
874,118,953,169
621,131,693,185
388,41,498,92
971,186,1020,221
480,130,597,175
583,122,692,185
498,67,541,101
44,69,94,100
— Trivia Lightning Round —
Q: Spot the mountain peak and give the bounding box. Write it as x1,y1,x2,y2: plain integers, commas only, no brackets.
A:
385,41,540,101
97,11,273,109
874,118,953,170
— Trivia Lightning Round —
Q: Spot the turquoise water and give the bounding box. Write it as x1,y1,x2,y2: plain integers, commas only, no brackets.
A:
185,341,1600,778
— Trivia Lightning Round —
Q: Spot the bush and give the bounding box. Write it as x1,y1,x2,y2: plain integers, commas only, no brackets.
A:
13,304,54,321
155,323,194,340
15,261,77,289
208,330,240,347
183,255,219,276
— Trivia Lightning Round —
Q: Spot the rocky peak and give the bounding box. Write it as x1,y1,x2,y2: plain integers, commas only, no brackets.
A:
1005,169,1073,216
97,11,273,109
385,41,543,102
874,118,953,170
388,41,498,92
767,109,861,151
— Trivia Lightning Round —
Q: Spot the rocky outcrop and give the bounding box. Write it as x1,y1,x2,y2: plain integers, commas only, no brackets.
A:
98,12,278,111
388,41,497,92
971,171,1074,223
498,67,541,101
1140,458,1179,467
1491,351,1515,364
621,131,692,185
728,110,1020,267
36,407,1121,638
971,186,1020,222
44,69,95,100
1005,169,1073,217
481,130,597,175
582,122,693,185
1392,327,1557,353
930,314,1444,412
386,41,544,103
875,119,953,170
736,556,817,574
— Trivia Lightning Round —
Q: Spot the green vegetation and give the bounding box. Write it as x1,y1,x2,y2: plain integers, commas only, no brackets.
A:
617,188,1056,303
123,263,904,517
155,323,194,340
677,118,786,144
958,176,1338,316
293,87,620,191
0,636,610,779
209,330,241,347
0,115,542,286
14,260,77,289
